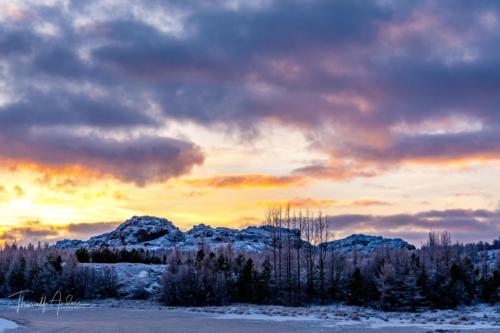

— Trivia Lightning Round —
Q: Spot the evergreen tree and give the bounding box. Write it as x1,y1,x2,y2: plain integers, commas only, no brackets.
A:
347,268,364,305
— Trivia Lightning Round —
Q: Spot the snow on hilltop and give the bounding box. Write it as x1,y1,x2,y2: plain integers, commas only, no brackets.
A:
56,216,184,249
54,216,303,252
55,216,415,253
182,224,302,252
321,234,415,253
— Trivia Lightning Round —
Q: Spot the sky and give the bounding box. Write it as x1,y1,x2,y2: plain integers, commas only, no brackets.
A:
0,0,499,246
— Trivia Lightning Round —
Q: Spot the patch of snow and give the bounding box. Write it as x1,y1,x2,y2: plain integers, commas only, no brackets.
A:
215,313,319,322
185,303,500,330
0,318,18,332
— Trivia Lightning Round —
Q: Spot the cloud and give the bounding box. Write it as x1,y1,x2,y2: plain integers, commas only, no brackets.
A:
0,185,27,201
1,0,500,184
339,129,500,166
292,162,382,181
13,185,25,197
257,198,338,208
349,199,391,207
326,209,500,244
186,174,305,189
0,220,120,245
65,221,121,235
0,131,204,186
0,186,6,202
256,198,390,208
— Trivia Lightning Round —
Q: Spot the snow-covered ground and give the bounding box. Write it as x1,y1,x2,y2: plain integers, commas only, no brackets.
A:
0,299,498,332
183,303,500,330
0,318,17,332
2,297,498,330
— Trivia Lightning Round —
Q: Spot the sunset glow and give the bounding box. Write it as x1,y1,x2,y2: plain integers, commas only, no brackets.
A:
0,0,499,245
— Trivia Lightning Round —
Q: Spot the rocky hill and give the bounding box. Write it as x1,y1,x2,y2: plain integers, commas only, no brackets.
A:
321,234,415,253
56,216,184,249
55,216,303,252
55,216,415,254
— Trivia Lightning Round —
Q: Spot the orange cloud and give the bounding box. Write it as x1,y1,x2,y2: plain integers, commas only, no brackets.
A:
13,185,25,197
401,154,498,168
113,191,129,200
350,199,391,207
0,220,120,245
186,174,305,189
257,198,338,208
293,158,382,181
0,185,29,202
257,198,390,208
5,160,101,179
0,185,7,203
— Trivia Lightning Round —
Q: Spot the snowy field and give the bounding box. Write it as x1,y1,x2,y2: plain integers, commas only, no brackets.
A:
0,299,498,332
183,303,500,331
0,319,17,333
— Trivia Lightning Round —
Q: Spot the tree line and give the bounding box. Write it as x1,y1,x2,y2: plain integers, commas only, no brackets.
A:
160,207,500,310
0,243,118,300
75,247,165,265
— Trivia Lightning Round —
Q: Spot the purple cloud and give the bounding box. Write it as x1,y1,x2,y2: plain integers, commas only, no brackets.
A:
0,131,204,185
328,209,500,244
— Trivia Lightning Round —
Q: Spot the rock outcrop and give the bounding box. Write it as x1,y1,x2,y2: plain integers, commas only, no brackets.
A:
55,216,415,254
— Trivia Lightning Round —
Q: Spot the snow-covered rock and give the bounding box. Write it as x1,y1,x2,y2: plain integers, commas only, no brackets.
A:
56,216,184,249
55,239,85,249
54,216,415,254
54,216,304,253
182,224,302,252
320,234,415,254
87,216,184,247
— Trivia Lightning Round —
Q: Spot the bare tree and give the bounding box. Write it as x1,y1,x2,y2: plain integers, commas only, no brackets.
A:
285,203,292,304
303,210,315,298
293,210,304,304
265,207,278,298
315,211,330,303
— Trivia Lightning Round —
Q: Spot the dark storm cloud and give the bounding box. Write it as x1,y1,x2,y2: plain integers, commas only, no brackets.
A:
1,0,500,182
